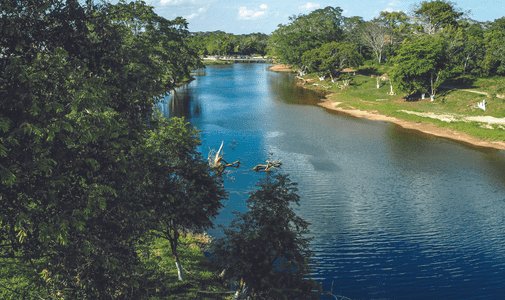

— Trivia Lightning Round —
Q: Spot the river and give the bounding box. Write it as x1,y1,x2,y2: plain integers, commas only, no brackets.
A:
159,63,505,299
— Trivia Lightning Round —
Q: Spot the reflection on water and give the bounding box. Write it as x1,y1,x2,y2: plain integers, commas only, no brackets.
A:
163,64,505,299
158,85,201,119
267,71,324,105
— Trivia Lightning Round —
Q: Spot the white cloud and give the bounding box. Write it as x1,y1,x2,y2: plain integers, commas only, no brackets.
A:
299,2,320,11
159,0,196,6
238,4,268,20
384,0,401,12
185,6,207,20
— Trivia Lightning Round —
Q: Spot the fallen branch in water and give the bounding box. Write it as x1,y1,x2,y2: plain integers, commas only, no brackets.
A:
252,160,282,172
208,141,240,175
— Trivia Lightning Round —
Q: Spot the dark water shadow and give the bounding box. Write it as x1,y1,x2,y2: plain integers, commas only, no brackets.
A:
267,72,326,105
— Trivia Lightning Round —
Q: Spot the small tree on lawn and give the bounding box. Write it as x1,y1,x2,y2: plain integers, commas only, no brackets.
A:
302,42,362,81
391,35,451,100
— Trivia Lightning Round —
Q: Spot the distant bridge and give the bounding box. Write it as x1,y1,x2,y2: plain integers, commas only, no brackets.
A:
203,56,273,63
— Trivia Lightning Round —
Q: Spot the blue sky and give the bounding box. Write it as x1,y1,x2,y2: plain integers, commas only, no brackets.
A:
147,0,505,34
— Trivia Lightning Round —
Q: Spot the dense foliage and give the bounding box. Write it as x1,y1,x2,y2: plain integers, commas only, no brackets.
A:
269,0,505,98
302,42,363,79
213,174,317,299
391,35,450,98
268,6,344,66
189,31,269,56
0,0,226,298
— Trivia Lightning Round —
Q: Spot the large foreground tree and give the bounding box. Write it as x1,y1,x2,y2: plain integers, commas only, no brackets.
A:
0,0,216,298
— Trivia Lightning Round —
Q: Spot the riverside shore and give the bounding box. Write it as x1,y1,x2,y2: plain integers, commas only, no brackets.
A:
268,64,294,72
318,100,505,150
269,64,505,151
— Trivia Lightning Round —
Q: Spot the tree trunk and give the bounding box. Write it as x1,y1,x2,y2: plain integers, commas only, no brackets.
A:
329,73,335,83
167,229,184,281
388,81,395,95
175,258,184,281
234,279,248,300
430,73,435,101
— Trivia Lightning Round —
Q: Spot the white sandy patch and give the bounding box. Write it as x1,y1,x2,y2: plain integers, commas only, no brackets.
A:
399,110,459,122
466,116,505,125
399,110,505,126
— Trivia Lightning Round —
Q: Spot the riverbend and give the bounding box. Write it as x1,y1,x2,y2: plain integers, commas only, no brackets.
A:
161,64,505,299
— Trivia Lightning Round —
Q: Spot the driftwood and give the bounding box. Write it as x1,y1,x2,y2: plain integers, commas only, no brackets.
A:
208,141,240,175
252,160,282,172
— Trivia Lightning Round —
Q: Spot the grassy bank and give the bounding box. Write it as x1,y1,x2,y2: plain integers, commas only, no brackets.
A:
0,234,230,299
301,72,505,143
139,233,230,299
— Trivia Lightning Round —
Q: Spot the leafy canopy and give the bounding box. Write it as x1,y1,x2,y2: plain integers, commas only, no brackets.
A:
391,35,450,96
268,6,345,66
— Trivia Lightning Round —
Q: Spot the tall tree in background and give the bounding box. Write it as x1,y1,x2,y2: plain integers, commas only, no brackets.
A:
445,21,485,75
413,0,463,35
342,16,366,55
268,6,345,67
483,17,505,75
358,20,390,63
378,11,411,58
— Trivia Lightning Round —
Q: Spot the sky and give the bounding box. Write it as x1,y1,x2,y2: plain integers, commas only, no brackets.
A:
147,0,505,34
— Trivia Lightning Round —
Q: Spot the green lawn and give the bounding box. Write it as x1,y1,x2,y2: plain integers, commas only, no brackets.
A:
303,73,505,142
0,234,230,300
138,233,231,299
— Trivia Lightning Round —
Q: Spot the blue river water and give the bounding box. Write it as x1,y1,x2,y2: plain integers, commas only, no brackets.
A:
158,64,505,299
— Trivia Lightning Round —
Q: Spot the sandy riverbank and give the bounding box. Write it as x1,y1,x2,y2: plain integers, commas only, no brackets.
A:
268,64,293,72
318,100,505,151
266,64,505,150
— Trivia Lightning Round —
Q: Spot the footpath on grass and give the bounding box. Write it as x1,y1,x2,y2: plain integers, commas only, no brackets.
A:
269,65,505,151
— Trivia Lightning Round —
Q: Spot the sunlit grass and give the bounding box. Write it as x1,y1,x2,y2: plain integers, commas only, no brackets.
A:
303,73,505,142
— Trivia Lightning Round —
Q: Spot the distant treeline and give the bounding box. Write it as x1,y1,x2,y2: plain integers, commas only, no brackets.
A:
189,31,269,56
267,0,505,98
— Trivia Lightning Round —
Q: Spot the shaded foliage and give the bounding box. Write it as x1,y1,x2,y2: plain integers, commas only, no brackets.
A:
391,35,450,98
0,0,218,298
302,42,363,78
212,174,318,299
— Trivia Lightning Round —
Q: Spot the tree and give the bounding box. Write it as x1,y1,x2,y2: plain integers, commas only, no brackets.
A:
342,16,366,55
268,6,345,67
0,0,207,297
391,35,451,100
141,117,225,281
378,11,411,52
212,174,317,299
445,21,485,75
358,20,390,63
414,0,463,35
204,31,235,56
302,42,363,80
483,17,505,75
